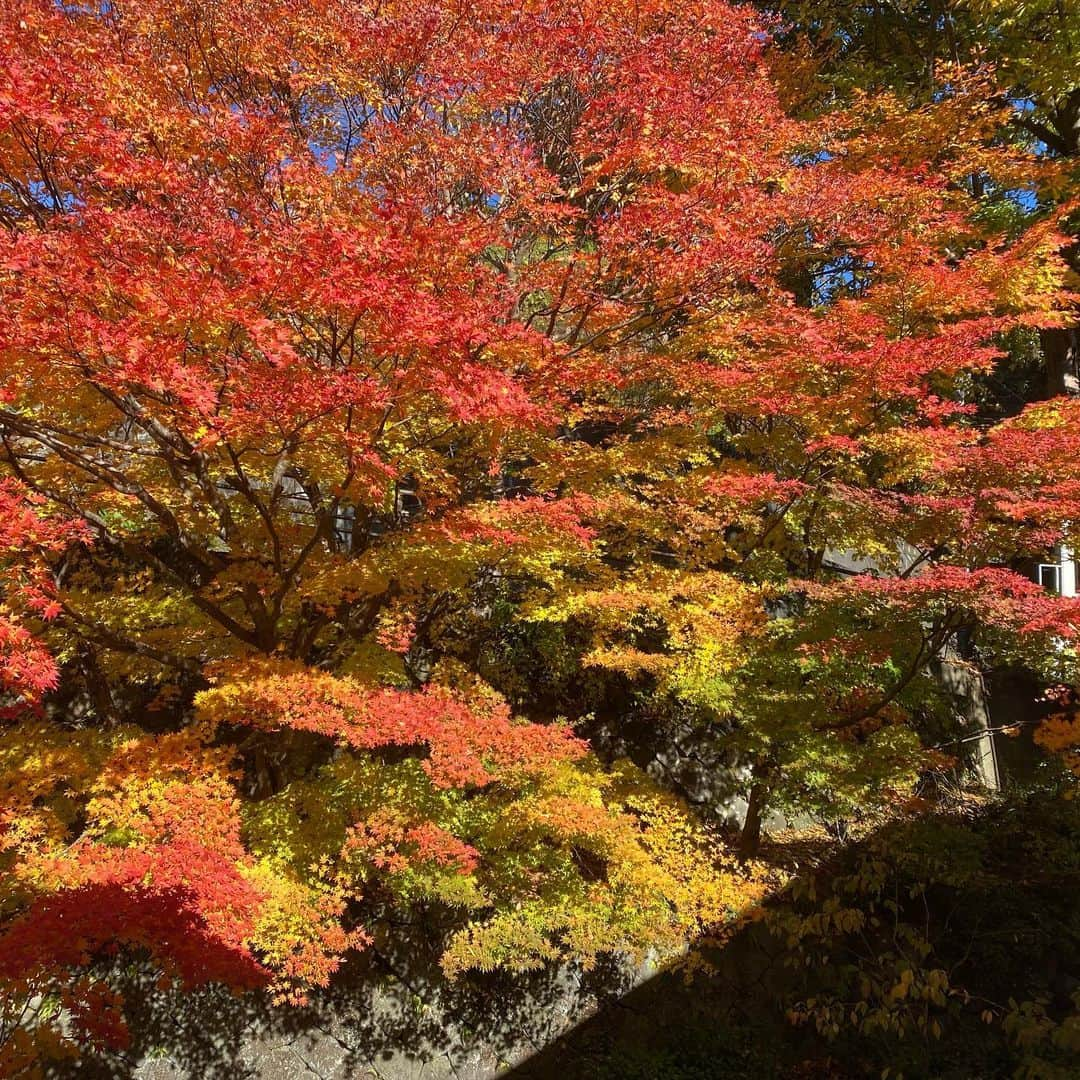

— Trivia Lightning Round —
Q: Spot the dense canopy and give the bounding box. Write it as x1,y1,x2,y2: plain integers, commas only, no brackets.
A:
0,0,1078,1073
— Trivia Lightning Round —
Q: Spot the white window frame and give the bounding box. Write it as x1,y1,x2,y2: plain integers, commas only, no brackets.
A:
1038,562,1063,595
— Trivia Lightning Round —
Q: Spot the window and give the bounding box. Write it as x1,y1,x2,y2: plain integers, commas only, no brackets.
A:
1038,563,1063,595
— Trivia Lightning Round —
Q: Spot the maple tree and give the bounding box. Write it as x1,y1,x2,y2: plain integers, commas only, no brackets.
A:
758,0,1080,792
0,0,1078,1071
762,0,1080,402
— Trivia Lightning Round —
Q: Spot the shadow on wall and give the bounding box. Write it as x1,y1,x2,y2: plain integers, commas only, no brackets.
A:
63,678,1070,1080
506,797,1080,1080
72,897,819,1080
84,933,643,1079
66,790,1080,1080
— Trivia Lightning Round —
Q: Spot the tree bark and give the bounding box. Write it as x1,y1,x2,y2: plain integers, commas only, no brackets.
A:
739,778,767,861
1041,326,1079,399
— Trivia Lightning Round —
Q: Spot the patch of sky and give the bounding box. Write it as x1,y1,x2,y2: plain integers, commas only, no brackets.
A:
22,177,80,214
1005,186,1039,213
792,149,834,167
812,253,872,306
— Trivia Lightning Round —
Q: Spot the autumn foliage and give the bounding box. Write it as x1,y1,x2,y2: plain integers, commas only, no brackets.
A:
0,0,1078,1071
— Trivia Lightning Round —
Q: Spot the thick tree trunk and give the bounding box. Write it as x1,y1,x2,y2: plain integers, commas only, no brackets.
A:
1041,326,1080,399
1032,88,1079,401
738,779,767,861
78,643,119,727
